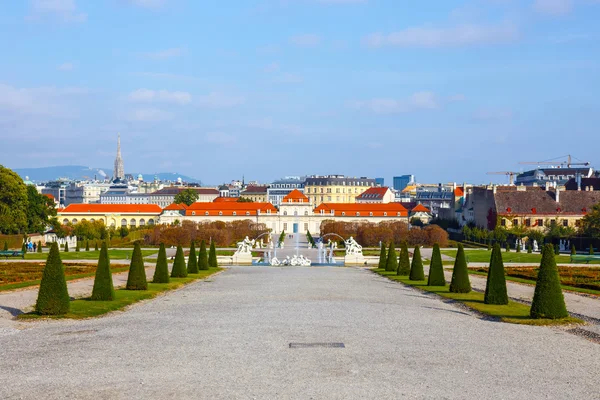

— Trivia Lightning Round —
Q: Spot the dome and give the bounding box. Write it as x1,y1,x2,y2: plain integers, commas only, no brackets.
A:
137,174,144,181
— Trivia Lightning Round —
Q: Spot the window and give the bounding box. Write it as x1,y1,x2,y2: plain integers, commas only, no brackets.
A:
342,212,346,216
192,211,196,216
562,219,568,227
304,211,308,216
219,211,223,216
537,219,543,226
283,211,287,216
205,211,209,216
356,212,360,216
121,219,127,226
304,223,308,231
139,219,145,226
63,218,69,224
513,219,518,226
525,219,531,227
501,219,506,226
369,212,373,216
283,223,287,230
384,212,387,216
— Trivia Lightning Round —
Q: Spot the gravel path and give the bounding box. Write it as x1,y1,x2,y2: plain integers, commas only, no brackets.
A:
0,266,599,399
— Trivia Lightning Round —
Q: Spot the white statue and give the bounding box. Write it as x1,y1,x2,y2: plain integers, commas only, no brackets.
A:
235,236,255,255
533,240,539,252
344,236,363,256
270,257,280,266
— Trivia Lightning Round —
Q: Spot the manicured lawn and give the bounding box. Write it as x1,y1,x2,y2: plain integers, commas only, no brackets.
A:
374,269,582,326
24,249,157,261
19,268,222,319
440,249,582,264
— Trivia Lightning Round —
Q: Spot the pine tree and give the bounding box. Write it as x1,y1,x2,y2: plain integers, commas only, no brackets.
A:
37,241,42,253
378,242,387,270
152,243,170,283
385,242,397,272
171,245,188,278
397,242,411,275
126,242,147,290
94,241,99,251
571,244,576,255
208,241,218,268
64,242,69,252
484,243,508,305
91,242,115,301
427,243,446,286
3,241,8,251
449,243,471,293
75,241,80,252
409,246,425,281
85,240,90,251
530,244,568,319
35,242,70,315
198,240,209,270
187,242,199,274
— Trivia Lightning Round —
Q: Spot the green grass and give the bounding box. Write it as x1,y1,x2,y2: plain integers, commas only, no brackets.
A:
373,269,582,326
19,268,222,320
24,249,157,261
440,249,583,264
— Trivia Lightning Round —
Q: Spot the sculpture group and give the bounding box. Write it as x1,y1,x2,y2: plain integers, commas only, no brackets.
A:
270,255,311,266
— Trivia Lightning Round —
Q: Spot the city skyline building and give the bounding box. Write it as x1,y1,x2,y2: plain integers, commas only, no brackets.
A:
113,133,125,182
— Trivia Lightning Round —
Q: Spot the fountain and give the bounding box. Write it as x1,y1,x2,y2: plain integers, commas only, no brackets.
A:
232,236,254,265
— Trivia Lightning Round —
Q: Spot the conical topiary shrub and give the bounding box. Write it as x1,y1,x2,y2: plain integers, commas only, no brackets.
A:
35,242,70,315
427,244,446,286
554,243,560,255
397,242,410,275
187,242,199,274
208,241,218,268
530,244,568,319
152,243,170,283
94,241,99,251
171,245,188,278
571,244,576,256
484,243,508,305
126,242,147,290
449,243,471,293
505,242,510,252
22,242,27,254
385,242,397,272
590,245,595,255
409,246,425,281
37,241,42,253
76,241,80,252
527,244,532,254
378,242,387,270
3,241,7,251
198,240,209,270
64,242,69,252
85,240,90,251
91,242,115,301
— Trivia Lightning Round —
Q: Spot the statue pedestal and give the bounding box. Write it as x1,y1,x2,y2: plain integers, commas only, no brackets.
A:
344,254,365,266
232,252,252,265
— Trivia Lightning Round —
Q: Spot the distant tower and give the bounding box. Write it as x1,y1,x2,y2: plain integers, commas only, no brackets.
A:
113,133,125,182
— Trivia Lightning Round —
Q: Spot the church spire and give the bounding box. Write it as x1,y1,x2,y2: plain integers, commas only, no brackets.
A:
113,133,125,182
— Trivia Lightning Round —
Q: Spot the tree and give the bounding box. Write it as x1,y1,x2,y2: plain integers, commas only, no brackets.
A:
3,241,7,251
22,242,27,254
554,243,560,255
427,244,446,286
85,240,90,251
187,241,199,274
397,242,410,275
126,242,147,290
409,246,425,281
119,226,129,239
198,240,209,270
171,245,188,277
152,243,170,283
94,241,99,251
174,188,199,206
64,242,69,252
385,242,397,272
530,244,568,319
378,242,387,270
0,165,28,234
35,242,70,315
75,241,80,252
581,202,600,238
484,244,508,305
25,185,56,234
237,197,254,203
493,226,508,245
91,242,115,301
505,242,510,252
37,240,42,253
209,241,218,268
571,244,576,256
449,244,471,293
590,245,595,255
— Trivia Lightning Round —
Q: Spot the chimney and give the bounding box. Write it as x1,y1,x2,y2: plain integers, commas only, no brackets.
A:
493,185,497,195
577,172,582,191
555,187,560,203
545,182,551,191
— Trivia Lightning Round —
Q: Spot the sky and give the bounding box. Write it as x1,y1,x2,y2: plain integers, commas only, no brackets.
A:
1,0,599,186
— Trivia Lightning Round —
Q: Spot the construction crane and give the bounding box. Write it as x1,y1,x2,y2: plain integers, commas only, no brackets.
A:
487,171,518,185
519,154,590,168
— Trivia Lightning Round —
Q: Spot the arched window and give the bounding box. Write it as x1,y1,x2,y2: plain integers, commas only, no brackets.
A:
232,211,237,216
384,212,387,216
205,211,209,216
369,212,373,216
341,212,346,216
121,218,127,226
148,219,155,225
90,218,95,222
81,218,86,222
356,212,360,216
63,218,69,224
219,211,223,216
283,211,288,216
246,211,250,216
72,218,78,224
130,219,136,227
192,211,196,216
304,211,308,216
139,219,145,226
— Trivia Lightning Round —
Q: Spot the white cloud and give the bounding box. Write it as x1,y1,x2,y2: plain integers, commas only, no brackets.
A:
57,62,73,71
0,83,86,118
290,34,321,47
410,91,438,109
142,48,183,60
28,0,87,23
128,89,192,105
533,0,573,15
352,91,438,114
363,23,519,48
196,92,245,108
128,0,167,9
124,108,173,122
205,132,237,145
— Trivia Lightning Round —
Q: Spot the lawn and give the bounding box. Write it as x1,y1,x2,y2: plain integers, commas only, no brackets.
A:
0,262,129,292
23,249,157,261
440,249,581,264
374,269,582,326
19,268,222,319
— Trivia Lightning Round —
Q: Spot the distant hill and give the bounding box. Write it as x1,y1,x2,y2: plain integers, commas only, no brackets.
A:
13,165,202,184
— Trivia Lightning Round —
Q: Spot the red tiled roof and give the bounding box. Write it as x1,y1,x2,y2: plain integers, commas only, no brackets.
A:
43,193,55,200
314,203,408,217
184,202,277,216
282,189,309,203
59,204,163,214
411,204,431,213
164,203,188,210
356,187,390,200
495,190,600,216
151,187,219,195
454,187,464,197
213,197,240,202
241,185,269,195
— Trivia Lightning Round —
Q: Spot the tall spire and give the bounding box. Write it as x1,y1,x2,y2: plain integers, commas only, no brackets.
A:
113,133,125,182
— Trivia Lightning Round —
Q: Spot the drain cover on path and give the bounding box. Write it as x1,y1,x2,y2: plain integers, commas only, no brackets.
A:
289,342,345,348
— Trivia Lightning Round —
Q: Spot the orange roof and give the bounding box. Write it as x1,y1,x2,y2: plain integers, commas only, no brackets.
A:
43,193,55,200
356,187,390,200
213,197,240,202
411,204,431,213
185,202,277,216
164,203,188,210
59,204,163,214
314,203,408,217
454,187,464,197
282,189,309,203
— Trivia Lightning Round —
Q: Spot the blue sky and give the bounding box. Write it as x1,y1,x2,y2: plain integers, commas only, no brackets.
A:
1,0,599,185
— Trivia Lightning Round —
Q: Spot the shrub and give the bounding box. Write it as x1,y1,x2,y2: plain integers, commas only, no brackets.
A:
409,246,425,281
571,244,576,255
554,243,560,255
187,241,199,274
22,242,27,254
94,241,99,251
378,242,387,270
385,242,397,272
449,244,471,293
152,243,170,283
37,240,42,253
397,242,410,275
85,240,90,251
505,242,510,252
484,244,508,305
427,243,446,286
527,244,532,254
3,241,7,251
126,242,147,290
530,244,568,319
64,242,69,252
590,245,594,255
91,242,115,301
35,242,70,315
209,241,218,268
516,242,521,253
198,240,209,270
75,241,80,252
171,245,188,278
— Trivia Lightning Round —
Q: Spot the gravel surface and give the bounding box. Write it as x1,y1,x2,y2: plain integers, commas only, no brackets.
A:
1,266,599,399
